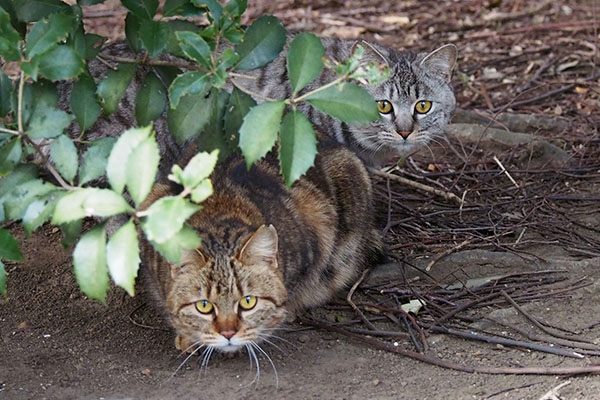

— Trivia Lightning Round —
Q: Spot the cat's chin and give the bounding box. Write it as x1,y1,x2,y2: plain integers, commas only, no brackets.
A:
215,344,244,353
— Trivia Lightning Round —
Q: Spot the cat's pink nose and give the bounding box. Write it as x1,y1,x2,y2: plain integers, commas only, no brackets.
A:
221,330,236,339
399,131,412,139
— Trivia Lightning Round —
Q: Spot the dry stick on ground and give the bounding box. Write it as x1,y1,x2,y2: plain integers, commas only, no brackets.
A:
346,269,377,331
301,317,600,376
425,239,474,272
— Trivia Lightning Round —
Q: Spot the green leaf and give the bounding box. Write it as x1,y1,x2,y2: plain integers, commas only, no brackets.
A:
73,225,109,302
60,219,81,248
38,45,85,80
78,0,106,5
191,0,222,24
139,20,169,57
13,0,69,22
3,179,57,220
79,137,116,185
223,0,247,17
164,20,201,58
163,0,205,17
223,86,256,148
166,91,212,143
141,196,200,243
124,13,142,53
195,88,234,160
175,31,211,68
0,6,22,61
135,72,167,126
19,79,59,125
0,228,24,261
96,63,136,115
279,110,317,187
52,188,132,224
238,101,285,168
122,0,158,19
168,70,209,109
22,191,65,235
0,164,38,201
25,12,74,59
0,69,12,117
70,76,101,132
149,223,201,264
26,106,72,139
306,83,380,124
191,179,213,203
50,135,78,184
181,149,218,189
235,15,286,70
0,260,6,297
286,33,324,94
106,218,140,296
0,137,21,176
126,135,159,206
106,125,152,193
20,57,40,81
70,27,105,60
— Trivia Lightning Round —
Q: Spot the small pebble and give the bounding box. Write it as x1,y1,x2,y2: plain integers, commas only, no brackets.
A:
141,368,151,376
298,334,309,343
372,379,380,386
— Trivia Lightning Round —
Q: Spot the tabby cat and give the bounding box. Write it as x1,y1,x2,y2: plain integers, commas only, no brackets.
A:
61,37,456,169
140,137,384,354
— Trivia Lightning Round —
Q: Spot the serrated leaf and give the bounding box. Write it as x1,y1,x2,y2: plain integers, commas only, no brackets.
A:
106,125,152,193
50,135,78,184
175,30,211,68
306,83,380,124
0,228,24,261
0,164,38,201
96,63,136,115
122,0,158,19
3,179,57,220
0,137,22,176
163,0,205,17
22,191,65,235
181,149,218,189
238,101,285,168
165,20,202,58
52,188,132,224
279,110,317,187
286,33,324,94
13,0,69,22
19,79,59,125
106,218,139,296
70,76,101,132
235,15,286,70
0,260,6,297
167,91,212,143
26,106,72,139
126,135,159,206
223,86,256,148
191,0,222,24
190,179,213,203
0,69,12,117
79,137,116,185
25,12,74,59
168,70,208,109
149,224,201,264
139,20,169,57
73,225,109,302
195,89,234,159
0,6,22,61
141,196,200,243
135,72,166,126
38,45,85,80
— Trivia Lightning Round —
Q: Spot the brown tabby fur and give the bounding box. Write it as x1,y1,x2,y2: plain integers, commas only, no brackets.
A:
140,137,384,353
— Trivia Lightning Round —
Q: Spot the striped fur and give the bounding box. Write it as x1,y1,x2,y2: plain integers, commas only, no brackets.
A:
140,138,384,353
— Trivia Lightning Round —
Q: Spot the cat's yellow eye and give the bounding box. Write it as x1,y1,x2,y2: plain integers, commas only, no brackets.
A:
195,300,214,314
415,100,432,114
377,100,393,114
239,295,257,311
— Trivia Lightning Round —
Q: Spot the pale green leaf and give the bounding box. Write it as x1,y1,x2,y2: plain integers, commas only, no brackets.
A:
0,137,22,176
73,225,109,302
106,125,152,193
238,101,285,168
306,83,380,124
126,135,159,206
26,106,72,139
3,179,58,220
235,15,286,70
279,110,317,187
181,149,218,189
286,33,324,94
52,188,132,224
79,137,116,186
106,218,140,296
190,179,213,203
22,191,65,235
141,196,200,243
149,224,201,264
50,135,78,184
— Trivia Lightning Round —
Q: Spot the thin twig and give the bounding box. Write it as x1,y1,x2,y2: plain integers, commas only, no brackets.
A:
346,269,376,330
370,168,462,204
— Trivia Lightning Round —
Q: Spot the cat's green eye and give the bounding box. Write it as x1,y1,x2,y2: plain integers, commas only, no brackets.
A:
415,100,432,114
377,100,393,114
195,300,214,314
239,295,257,310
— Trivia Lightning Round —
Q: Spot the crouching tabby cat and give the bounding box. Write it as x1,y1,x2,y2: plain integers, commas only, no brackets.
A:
141,138,384,354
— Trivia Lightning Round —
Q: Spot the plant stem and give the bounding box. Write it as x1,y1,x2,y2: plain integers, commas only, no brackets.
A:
291,75,346,104
229,78,278,102
22,136,77,191
17,71,24,133
0,126,20,135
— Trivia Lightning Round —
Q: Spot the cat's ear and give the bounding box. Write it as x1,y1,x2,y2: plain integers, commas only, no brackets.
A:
352,40,389,68
419,44,457,82
238,224,279,268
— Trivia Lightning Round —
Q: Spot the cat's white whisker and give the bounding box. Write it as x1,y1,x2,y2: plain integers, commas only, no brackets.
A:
168,342,205,381
245,343,261,386
199,346,215,374
251,341,279,389
257,334,288,355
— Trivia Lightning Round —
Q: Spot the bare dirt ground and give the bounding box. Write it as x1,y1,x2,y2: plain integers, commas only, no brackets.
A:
2,1,600,399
